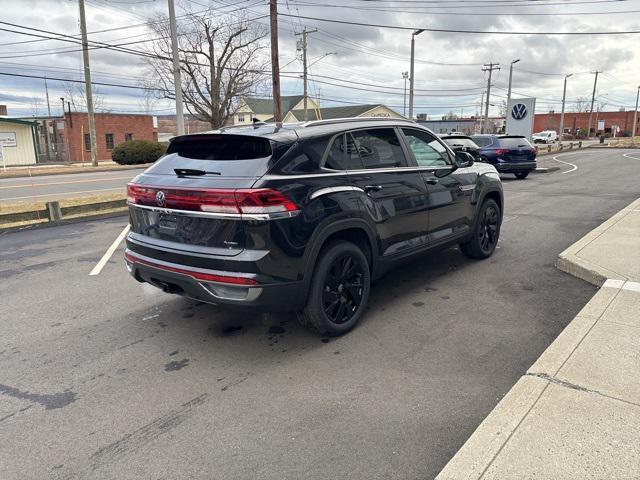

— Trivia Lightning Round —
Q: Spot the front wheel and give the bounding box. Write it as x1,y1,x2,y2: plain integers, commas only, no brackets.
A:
298,241,371,336
460,199,501,259
515,171,529,179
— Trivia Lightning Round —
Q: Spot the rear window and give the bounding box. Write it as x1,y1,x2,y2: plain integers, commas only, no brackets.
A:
167,135,272,160
471,136,493,147
443,137,477,148
498,137,533,148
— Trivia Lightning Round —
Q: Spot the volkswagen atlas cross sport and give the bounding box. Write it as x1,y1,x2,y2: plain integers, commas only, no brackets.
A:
125,118,503,336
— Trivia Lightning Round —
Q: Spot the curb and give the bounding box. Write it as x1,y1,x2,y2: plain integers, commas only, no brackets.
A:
0,209,128,235
555,197,640,287
0,163,150,179
436,199,639,479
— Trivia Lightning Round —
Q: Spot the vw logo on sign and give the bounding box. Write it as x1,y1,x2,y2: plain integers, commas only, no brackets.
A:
511,103,528,120
156,190,166,207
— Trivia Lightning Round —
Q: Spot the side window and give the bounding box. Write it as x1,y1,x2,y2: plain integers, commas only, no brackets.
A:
349,128,407,169
324,134,346,170
401,129,450,167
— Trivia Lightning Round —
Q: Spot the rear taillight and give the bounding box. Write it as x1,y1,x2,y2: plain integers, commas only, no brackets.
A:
495,149,509,156
127,184,299,215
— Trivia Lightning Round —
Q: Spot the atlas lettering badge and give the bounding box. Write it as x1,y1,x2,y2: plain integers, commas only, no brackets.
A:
511,103,528,120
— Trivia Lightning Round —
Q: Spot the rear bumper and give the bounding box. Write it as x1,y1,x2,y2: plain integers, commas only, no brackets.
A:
494,161,537,173
125,249,305,311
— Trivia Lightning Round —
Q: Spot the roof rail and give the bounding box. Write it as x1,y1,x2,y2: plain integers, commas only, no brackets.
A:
302,117,415,128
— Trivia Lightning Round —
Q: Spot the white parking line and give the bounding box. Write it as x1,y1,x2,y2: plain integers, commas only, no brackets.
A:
89,225,130,276
623,152,640,161
551,153,579,174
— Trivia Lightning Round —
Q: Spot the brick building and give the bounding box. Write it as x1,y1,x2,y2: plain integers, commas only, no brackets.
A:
533,110,639,137
57,112,158,162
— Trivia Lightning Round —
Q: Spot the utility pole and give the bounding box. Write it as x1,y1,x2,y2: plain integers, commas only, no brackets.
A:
559,73,573,142
270,0,282,123
43,76,52,162
481,63,500,134
295,27,317,122
586,70,601,139
507,58,520,102
408,29,425,120
402,71,409,117
78,0,98,166
632,85,639,141
167,0,185,136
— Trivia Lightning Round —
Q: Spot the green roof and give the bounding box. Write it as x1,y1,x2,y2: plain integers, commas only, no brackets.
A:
0,117,38,126
242,95,304,115
265,104,393,122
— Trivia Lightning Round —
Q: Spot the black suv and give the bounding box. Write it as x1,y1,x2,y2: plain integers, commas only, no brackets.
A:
125,119,503,336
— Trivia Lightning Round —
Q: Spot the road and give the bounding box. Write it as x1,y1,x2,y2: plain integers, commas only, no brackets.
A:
1,149,638,480
0,168,144,204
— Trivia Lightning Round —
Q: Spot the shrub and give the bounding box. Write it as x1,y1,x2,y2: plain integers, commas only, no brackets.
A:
111,139,166,165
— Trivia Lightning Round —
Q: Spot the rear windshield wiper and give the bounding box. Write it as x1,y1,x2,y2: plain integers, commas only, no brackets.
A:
174,168,221,176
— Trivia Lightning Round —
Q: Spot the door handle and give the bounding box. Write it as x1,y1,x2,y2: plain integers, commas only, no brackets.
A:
425,178,439,185
364,185,383,193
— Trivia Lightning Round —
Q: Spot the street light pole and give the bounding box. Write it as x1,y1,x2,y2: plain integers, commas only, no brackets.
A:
408,29,424,120
507,58,520,103
632,85,640,142
586,70,601,139
402,71,409,117
559,73,573,141
168,0,185,136
78,0,98,166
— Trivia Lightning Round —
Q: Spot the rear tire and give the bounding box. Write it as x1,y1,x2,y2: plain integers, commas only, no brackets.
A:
515,172,529,179
298,241,370,336
460,199,501,259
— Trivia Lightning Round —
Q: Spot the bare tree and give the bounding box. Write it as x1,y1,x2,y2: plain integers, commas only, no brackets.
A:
62,81,108,113
498,100,507,117
573,96,590,113
144,11,268,129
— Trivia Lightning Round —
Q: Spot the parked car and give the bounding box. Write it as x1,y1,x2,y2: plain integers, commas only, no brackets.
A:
470,134,537,179
532,130,558,144
440,135,482,161
125,118,503,336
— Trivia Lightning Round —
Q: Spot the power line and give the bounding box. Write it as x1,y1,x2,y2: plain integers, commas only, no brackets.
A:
278,12,640,35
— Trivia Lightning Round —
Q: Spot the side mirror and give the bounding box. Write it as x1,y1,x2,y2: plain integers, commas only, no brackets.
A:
455,151,474,168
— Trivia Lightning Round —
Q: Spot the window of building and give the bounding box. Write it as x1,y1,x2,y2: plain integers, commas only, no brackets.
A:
105,133,114,150
238,113,245,122
401,128,450,167
347,128,407,169
84,133,90,151
125,133,133,141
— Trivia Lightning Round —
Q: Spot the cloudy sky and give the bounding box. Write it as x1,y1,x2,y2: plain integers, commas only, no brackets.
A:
0,0,638,119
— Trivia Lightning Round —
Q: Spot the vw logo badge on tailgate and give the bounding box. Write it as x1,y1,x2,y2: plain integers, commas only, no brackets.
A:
511,103,528,120
156,190,166,207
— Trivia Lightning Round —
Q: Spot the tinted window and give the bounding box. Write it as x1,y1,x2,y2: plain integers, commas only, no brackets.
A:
402,128,450,167
498,137,533,148
443,137,478,148
167,135,272,160
324,134,347,170
471,136,493,147
349,128,406,169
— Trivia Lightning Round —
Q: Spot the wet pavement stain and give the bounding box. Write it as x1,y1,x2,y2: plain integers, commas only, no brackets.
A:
441,296,450,300
164,359,190,372
412,301,425,307
424,287,438,292
182,311,195,319
209,325,244,337
23,261,56,271
169,350,179,356
0,383,76,410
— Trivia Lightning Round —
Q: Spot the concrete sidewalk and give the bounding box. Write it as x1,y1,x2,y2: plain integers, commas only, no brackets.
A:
437,199,640,480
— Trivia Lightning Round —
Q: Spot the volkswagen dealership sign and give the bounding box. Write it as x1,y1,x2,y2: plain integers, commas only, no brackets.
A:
506,97,536,141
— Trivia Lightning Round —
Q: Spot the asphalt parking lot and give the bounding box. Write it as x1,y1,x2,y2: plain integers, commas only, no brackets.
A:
1,148,639,480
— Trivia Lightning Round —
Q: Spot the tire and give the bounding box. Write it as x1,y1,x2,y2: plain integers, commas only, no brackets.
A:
298,240,371,336
515,172,529,179
460,199,501,259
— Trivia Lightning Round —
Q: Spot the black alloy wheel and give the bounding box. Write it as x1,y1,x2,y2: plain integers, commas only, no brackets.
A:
478,204,500,254
299,241,371,336
460,198,501,259
322,253,365,325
